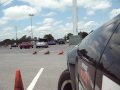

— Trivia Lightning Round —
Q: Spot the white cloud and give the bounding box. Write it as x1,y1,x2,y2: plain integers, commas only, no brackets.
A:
84,21,98,27
78,21,99,32
110,8,120,18
42,12,56,17
53,20,62,26
19,0,111,13
42,18,55,26
0,17,99,40
79,0,111,10
53,20,99,38
79,0,111,15
19,0,65,9
87,11,95,15
3,5,38,20
0,5,38,25
23,26,36,32
0,27,15,40
0,17,10,25
42,20,98,38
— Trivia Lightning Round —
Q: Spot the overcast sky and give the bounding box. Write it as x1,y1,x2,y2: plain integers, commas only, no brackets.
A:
0,0,120,41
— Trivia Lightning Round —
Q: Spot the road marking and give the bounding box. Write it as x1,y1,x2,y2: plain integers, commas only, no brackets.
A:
26,68,44,90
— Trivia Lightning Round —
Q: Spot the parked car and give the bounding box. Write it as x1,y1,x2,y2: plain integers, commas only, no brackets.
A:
66,40,69,43
19,42,33,49
48,40,56,45
36,41,48,48
11,43,18,47
58,14,120,90
58,39,65,44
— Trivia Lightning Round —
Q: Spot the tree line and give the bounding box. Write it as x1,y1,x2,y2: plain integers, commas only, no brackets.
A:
0,32,88,46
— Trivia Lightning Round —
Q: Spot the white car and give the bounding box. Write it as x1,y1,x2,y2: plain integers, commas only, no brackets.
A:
36,42,48,48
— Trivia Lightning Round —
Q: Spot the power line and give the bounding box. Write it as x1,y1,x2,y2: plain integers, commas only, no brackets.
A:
0,0,10,7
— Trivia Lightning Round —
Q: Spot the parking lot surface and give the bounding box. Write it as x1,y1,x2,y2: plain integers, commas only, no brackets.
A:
0,44,74,90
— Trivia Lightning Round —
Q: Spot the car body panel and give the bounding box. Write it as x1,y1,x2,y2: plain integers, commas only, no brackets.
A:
11,43,18,47
58,39,65,44
48,41,56,45
36,42,48,48
95,23,120,90
77,16,120,90
67,45,79,64
19,42,33,48
66,14,120,90
78,14,120,90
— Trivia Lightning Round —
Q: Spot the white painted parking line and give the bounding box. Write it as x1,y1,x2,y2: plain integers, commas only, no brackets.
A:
26,68,44,90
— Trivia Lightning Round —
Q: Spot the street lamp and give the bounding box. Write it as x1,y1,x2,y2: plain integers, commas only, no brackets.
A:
73,0,78,35
29,14,34,41
15,26,17,40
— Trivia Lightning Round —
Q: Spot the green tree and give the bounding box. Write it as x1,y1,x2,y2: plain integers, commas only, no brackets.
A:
26,36,32,41
64,35,67,41
43,34,54,41
34,37,38,42
2,39,12,45
19,35,27,43
78,32,88,39
66,33,73,40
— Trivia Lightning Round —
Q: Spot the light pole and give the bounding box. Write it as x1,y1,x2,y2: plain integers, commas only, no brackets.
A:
14,26,18,45
73,0,78,35
15,26,17,40
29,14,34,41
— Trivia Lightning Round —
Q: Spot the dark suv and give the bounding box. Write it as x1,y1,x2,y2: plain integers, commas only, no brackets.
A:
58,14,120,90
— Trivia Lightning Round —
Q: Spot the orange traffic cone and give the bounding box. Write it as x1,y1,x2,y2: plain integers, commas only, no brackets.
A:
44,50,50,54
14,69,24,90
33,51,37,55
58,50,64,55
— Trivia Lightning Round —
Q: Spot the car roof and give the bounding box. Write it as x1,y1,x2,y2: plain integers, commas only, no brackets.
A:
103,14,120,26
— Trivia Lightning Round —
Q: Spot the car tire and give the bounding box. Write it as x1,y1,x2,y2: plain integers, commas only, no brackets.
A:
20,47,22,49
58,69,73,90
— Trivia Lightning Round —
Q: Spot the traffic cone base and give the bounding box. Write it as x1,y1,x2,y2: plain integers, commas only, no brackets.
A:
58,50,64,55
44,50,50,54
14,69,24,90
33,51,37,55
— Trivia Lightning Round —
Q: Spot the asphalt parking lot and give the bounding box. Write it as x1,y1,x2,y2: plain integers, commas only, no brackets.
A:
0,44,74,90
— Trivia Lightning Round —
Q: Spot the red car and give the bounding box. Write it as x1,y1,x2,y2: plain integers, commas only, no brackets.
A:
19,42,33,49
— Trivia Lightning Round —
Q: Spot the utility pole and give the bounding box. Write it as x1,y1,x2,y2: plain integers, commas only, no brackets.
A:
15,26,17,40
15,26,18,45
29,14,34,41
73,0,78,35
